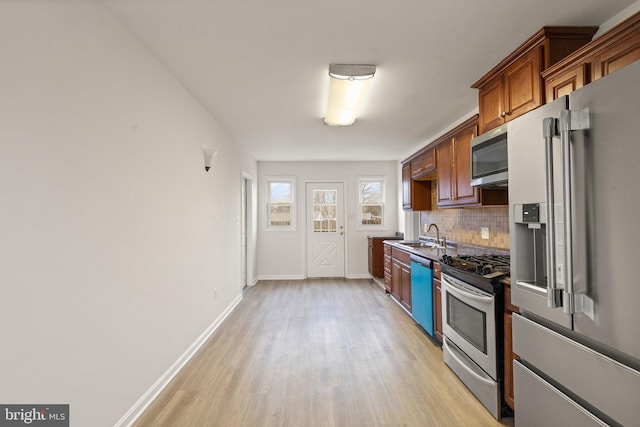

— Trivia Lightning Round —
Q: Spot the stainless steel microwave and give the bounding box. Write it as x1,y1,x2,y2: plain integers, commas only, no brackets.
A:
470,123,508,187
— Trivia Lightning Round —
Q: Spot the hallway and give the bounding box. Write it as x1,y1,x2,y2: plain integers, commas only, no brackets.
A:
135,279,514,426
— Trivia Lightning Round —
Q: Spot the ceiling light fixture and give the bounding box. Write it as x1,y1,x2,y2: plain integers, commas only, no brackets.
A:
324,64,376,127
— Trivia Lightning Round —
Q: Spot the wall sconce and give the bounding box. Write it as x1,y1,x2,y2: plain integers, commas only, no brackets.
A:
324,64,376,127
202,148,218,172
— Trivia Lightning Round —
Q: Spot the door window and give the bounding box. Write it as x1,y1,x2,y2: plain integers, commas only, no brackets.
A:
312,189,337,232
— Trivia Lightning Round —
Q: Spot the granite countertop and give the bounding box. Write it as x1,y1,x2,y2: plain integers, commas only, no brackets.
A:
384,238,511,285
383,239,509,262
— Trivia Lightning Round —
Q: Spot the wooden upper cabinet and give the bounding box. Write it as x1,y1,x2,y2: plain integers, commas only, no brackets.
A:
543,12,640,101
478,48,542,134
410,148,436,180
544,63,589,102
473,26,597,134
436,116,507,208
478,76,505,134
503,47,542,121
402,162,431,211
452,126,477,205
437,120,480,207
592,13,640,80
436,139,454,206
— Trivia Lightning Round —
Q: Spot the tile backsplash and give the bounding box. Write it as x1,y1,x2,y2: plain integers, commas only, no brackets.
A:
419,187,509,249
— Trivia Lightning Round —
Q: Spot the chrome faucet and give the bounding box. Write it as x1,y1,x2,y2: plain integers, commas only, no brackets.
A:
427,223,440,245
427,223,447,253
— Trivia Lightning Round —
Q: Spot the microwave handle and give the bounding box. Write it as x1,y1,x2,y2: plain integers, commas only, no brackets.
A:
543,117,562,308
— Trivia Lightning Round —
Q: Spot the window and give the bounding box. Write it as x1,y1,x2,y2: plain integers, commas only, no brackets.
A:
312,189,337,233
266,178,295,230
358,178,385,229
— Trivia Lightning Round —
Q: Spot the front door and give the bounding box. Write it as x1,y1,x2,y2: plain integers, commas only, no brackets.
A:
306,182,345,278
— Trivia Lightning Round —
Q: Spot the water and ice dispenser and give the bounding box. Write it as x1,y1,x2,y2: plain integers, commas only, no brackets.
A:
512,203,548,288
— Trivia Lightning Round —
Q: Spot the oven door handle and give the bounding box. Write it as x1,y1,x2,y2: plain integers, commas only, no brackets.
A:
443,277,493,305
443,338,495,387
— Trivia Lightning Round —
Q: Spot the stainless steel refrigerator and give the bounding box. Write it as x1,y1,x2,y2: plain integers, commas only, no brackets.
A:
508,60,640,426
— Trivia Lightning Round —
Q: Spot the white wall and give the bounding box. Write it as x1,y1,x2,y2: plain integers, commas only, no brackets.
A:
257,161,399,279
594,0,640,37
0,2,257,426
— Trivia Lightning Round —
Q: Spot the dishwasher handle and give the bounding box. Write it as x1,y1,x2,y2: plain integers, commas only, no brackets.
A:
410,254,432,268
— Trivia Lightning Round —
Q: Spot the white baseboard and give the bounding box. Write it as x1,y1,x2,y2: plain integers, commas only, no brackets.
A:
346,273,373,279
114,293,243,427
255,274,306,281
256,274,373,281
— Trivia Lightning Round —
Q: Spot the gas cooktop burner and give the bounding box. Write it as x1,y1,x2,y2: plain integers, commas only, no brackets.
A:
441,254,510,293
442,254,510,275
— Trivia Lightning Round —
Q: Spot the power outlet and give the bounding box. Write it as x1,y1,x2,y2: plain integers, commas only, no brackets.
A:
481,227,490,240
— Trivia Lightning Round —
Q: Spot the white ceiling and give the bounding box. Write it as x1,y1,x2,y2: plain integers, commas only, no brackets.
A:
102,0,635,161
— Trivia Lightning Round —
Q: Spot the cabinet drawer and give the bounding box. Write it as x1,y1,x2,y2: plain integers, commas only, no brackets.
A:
514,361,608,427
383,254,391,272
384,243,392,256
513,314,640,426
391,247,411,265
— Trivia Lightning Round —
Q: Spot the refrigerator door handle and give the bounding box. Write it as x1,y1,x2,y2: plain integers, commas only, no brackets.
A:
559,110,590,315
543,117,562,308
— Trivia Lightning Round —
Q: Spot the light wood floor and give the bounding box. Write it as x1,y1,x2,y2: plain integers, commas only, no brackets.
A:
134,279,515,427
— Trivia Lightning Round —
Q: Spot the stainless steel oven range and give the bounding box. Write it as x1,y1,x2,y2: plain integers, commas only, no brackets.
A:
440,254,510,419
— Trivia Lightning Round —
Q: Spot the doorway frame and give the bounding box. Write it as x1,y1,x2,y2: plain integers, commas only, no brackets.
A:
304,180,348,278
241,171,254,287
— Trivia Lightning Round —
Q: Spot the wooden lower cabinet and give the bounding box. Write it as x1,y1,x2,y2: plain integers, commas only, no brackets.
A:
369,237,400,279
390,247,411,312
400,264,411,312
503,284,519,411
432,262,443,344
383,243,393,293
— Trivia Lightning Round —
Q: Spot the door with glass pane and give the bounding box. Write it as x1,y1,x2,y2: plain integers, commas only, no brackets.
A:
306,182,345,278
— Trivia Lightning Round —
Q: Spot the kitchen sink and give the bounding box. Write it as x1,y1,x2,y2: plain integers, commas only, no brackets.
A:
398,241,444,249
